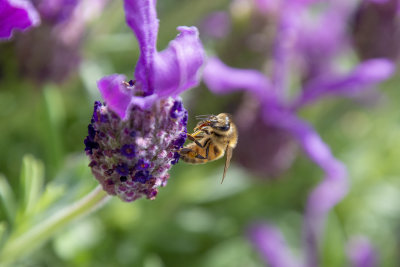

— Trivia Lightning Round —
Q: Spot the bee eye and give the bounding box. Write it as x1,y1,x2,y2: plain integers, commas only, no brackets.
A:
216,124,230,131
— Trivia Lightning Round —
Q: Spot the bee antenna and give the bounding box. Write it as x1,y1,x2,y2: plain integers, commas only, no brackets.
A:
195,114,213,119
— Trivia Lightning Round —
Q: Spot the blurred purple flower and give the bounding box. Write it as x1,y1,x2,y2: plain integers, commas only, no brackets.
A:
13,0,107,84
0,0,40,40
199,11,231,39
203,0,395,265
34,0,77,24
247,223,300,267
248,224,380,267
347,236,379,267
85,0,204,202
352,0,400,61
292,1,356,80
234,96,297,177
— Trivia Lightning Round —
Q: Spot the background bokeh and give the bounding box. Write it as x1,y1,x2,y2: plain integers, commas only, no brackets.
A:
1,0,400,266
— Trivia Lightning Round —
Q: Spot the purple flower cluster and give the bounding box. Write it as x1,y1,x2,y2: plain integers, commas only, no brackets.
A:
202,0,395,265
84,0,204,201
84,95,187,202
0,0,40,40
248,223,380,267
13,0,108,84
352,0,400,61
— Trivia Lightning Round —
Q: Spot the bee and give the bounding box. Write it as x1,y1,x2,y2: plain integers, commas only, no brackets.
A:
179,113,238,183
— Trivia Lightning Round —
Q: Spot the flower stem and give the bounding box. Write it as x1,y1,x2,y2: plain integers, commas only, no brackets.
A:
0,185,110,265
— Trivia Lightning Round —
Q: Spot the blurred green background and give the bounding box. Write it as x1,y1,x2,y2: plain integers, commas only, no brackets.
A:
1,0,400,266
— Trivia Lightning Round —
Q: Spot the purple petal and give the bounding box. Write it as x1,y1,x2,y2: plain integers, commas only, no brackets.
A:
293,59,395,109
271,114,349,207
247,223,300,267
294,2,353,79
347,236,379,267
263,111,348,266
203,57,273,101
303,164,348,267
97,74,132,119
153,26,204,97
285,117,348,266
124,0,158,94
271,3,299,96
97,74,158,119
0,0,40,40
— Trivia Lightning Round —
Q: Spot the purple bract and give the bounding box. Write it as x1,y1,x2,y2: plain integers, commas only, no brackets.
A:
203,0,395,265
0,0,40,40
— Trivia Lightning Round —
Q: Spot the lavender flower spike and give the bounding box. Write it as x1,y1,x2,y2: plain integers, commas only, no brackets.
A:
85,0,204,202
248,223,300,267
203,55,391,265
0,0,40,40
347,236,379,267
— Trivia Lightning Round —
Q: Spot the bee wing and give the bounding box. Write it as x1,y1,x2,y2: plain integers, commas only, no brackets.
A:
221,146,233,184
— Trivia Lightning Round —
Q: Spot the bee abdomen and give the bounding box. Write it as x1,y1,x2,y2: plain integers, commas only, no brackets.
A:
180,155,207,164
179,144,208,164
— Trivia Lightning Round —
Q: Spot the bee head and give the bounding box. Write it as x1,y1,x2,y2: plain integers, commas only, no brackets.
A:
211,113,232,131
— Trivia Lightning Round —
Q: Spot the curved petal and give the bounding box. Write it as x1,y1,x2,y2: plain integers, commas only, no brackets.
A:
347,236,379,267
293,59,395,109
247,223,300,267
264,111,348,266
129,93,158,110
294,2,353,79
97,74,132,120
0,0,40,40
303,161,347,267
203,57,273,101
97,74,158,119
153,26,204,97
271,114,348,210
124,0,158,94
271,2,299,96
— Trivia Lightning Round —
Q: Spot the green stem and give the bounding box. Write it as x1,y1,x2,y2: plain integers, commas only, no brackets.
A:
0,185,110,265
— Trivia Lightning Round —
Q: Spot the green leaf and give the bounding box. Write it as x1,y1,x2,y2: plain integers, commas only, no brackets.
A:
0,222,7,247
19,155,44,216
42,85,65,175
0,175,16,224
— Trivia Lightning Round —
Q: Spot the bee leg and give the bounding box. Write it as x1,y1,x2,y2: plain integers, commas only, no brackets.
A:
204,142,211,160
187,133,203,148
179,148,206,159
195,153,206,159
180,148,193,154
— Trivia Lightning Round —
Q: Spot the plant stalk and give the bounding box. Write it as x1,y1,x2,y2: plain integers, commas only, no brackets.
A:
0,185,110,265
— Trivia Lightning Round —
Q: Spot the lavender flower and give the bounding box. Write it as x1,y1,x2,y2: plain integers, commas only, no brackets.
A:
0,0,40,40
13,0,107,84
203,0,395,265
247,223,300,267
234,97,296,177
33,0,77,24
292,1,356,80
352,0,400,61
248,224,380,267
84,0,204,202
347,236,379,267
